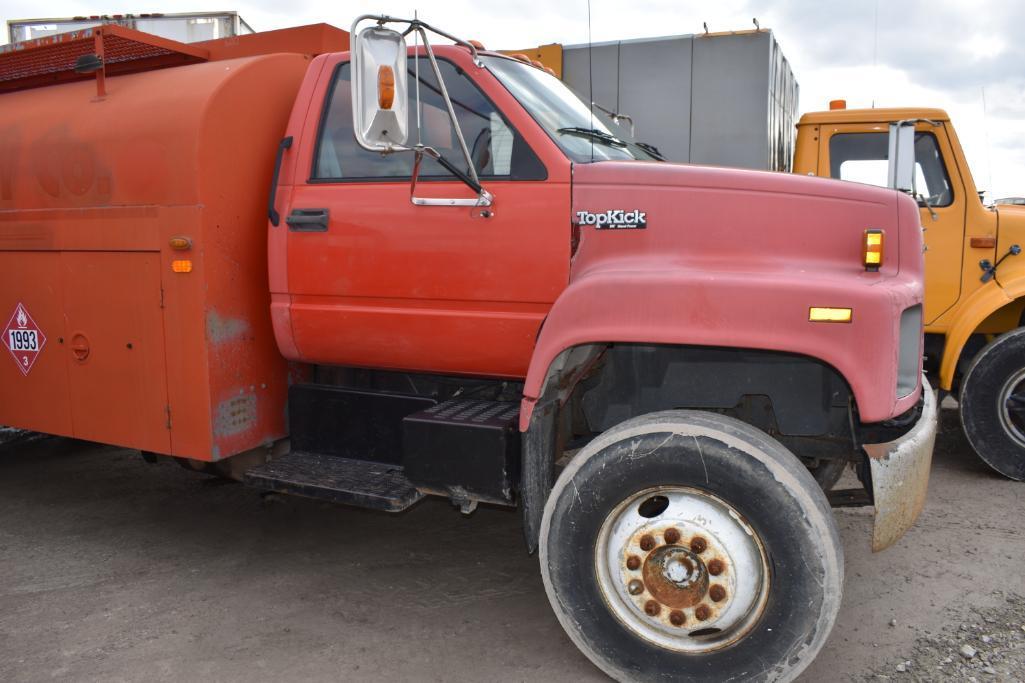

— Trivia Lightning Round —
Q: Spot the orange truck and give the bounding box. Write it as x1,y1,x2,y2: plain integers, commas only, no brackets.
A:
0,16,937,680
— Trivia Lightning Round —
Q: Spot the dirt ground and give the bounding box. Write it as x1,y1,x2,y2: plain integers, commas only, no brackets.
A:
1,406,1023,682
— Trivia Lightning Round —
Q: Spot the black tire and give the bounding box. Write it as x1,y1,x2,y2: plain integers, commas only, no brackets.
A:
960,327,1025,480
539,410,843,682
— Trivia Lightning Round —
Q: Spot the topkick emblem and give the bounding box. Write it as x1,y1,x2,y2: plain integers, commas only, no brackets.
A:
575,209,647,230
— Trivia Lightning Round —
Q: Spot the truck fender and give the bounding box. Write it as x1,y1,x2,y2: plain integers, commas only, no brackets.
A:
516,267,914,551
939,278,1025,390
519,267,914,431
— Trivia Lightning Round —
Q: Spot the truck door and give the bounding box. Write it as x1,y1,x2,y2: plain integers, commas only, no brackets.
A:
822,123,965,324
281,55,569,378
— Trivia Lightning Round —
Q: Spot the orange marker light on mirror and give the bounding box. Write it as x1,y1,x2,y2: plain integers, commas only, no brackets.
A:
378,65,395,110
864,229,884,271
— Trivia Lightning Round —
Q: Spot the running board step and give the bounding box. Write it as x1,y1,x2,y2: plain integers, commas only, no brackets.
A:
244,451,424,512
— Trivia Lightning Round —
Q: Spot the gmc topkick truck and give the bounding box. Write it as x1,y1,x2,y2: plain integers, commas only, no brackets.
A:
0,16,937,682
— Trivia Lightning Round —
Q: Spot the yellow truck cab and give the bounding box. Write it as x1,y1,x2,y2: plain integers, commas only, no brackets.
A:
796,105,1025,480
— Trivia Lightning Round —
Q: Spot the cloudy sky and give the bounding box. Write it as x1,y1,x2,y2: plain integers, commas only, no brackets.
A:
2,0,1022,198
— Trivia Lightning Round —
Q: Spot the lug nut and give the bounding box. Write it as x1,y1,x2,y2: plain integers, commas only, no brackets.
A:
663,527,681,544
639,534,656,551
626,555,641,571
628,579,645,595
695,604,711,621
690,536,708,554
644,600,661,616
669,610,686,626
709,584,727,602
707,558,725,576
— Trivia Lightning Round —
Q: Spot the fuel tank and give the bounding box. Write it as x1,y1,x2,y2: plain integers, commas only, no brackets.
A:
0,54,312,460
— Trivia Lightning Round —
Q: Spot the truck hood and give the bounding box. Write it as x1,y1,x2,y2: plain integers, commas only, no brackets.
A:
570,161,923,283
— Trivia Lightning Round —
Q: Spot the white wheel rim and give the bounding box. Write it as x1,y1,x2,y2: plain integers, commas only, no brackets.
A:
998,367,1025,448
595,486,770,653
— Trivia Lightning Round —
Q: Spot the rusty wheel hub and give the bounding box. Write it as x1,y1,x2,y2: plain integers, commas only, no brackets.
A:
595,487,770,653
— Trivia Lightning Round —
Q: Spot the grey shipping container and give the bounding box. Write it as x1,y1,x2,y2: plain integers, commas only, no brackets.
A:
559,30,798,172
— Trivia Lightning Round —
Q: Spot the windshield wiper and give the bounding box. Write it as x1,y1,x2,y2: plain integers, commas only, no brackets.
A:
556,126,628,148
634,141,666,161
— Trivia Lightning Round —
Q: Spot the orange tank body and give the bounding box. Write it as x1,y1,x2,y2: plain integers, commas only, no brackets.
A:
0,28,345,461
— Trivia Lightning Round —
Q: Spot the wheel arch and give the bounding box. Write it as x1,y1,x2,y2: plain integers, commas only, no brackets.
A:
938,279,1025,391
519,339,860,553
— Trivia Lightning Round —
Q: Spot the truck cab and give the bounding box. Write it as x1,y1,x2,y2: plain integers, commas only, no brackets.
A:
795,106,1025,480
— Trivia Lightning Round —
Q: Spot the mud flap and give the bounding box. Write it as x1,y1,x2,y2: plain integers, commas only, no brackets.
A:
863,375,938,552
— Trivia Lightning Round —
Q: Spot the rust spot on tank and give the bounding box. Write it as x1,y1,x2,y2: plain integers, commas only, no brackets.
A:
663,527,681,544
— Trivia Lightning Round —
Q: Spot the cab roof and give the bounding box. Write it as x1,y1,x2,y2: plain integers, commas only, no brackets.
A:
798,107,950,126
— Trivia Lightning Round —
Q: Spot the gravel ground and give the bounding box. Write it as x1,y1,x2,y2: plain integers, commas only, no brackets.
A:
865,594,1025,681
1,405,1023,682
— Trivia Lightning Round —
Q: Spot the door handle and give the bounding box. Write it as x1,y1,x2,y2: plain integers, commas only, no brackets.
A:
286,208,329,232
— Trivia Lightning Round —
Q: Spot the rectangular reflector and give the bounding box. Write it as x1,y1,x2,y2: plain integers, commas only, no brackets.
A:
809,307,853,323
171,259,193,273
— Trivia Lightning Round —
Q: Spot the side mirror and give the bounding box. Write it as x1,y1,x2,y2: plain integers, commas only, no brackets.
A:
887,121,915,194
351,25,409,151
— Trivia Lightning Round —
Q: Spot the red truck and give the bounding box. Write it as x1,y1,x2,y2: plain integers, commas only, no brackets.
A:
0,16,937,681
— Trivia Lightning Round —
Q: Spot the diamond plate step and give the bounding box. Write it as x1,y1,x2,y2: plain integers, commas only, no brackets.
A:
244,451,424,512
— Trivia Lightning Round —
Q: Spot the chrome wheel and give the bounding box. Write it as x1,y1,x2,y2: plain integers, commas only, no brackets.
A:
998,367,1025,448
595,486,770,653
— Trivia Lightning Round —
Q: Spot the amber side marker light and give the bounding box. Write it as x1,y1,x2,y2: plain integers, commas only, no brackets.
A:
171,259,193,273
864,229,884,271
378,65,395,110
169,236,192,250
809,307,853,323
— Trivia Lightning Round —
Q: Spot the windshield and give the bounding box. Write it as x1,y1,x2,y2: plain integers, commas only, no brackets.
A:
482,55,662,163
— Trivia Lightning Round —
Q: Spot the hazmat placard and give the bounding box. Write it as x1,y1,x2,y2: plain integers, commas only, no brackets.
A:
3,303,46,376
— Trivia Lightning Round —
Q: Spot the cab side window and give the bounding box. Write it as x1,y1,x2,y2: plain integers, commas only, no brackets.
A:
313,60,545,181
829,132,953,207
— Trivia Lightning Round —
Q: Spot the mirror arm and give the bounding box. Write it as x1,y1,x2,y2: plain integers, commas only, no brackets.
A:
353,15,482,66
412,26,482,188
401,20,482,66
410,147,493,207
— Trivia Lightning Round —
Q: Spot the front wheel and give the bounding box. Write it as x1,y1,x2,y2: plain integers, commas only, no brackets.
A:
960,327,1025,480
539,410,843,682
